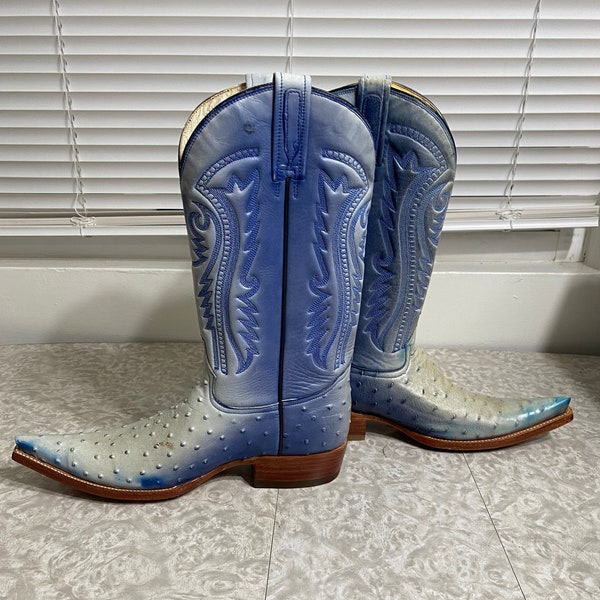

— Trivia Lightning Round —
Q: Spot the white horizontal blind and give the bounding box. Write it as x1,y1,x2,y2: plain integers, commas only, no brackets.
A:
0,0,598,236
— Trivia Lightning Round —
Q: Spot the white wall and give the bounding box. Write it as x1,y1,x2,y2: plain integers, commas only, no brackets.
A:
1,257,598,354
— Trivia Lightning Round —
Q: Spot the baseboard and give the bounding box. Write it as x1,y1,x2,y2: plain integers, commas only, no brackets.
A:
0,259,598,354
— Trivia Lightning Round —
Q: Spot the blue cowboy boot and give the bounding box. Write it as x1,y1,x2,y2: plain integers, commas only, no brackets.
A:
12,74,375,499
332,76,572,450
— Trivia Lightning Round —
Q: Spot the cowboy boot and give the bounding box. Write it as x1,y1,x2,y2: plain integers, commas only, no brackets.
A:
332,76,572,450
11,74,375,499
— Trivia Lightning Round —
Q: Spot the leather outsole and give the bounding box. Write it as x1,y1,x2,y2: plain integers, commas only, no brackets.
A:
11,442,347,501
348,407,574,451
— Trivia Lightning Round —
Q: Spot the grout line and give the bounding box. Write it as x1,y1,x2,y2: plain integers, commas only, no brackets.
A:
463,454,527,600
263,489,280,600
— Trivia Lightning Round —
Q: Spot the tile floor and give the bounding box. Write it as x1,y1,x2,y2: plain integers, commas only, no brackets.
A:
0,343,598,599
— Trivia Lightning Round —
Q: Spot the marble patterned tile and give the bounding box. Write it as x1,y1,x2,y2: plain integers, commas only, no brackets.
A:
267,430,523,600
432,350,600,600
0,472,276,600
0,344,276,600
2,344,598,600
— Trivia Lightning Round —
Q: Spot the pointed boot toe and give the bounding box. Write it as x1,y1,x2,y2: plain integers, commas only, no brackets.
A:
523,394,571,424
14,435,41,455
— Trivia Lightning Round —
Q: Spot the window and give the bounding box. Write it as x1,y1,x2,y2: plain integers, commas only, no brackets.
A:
0,0,598,242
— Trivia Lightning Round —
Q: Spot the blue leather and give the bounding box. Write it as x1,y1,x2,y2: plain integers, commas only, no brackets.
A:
333,77,571,443
355,75,391,166
271,73,311,181
334,79,456,373
14,74,375,490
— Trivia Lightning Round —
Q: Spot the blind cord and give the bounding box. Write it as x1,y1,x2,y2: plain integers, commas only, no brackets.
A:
52,0,95,235
286,0,295,74
498,0,543,229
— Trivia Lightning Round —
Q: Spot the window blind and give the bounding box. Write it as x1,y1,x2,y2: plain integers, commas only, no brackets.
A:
0,0,598,236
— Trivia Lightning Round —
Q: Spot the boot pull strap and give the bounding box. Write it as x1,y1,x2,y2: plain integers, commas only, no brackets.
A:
272,73,311,182
357,75,391,166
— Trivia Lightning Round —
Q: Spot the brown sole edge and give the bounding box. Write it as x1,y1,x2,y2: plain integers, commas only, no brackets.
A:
348,406,574,451
11,442,347,502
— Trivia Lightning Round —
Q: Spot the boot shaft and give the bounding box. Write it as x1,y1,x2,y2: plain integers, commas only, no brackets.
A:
333,77,456,372
179,74,375,422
